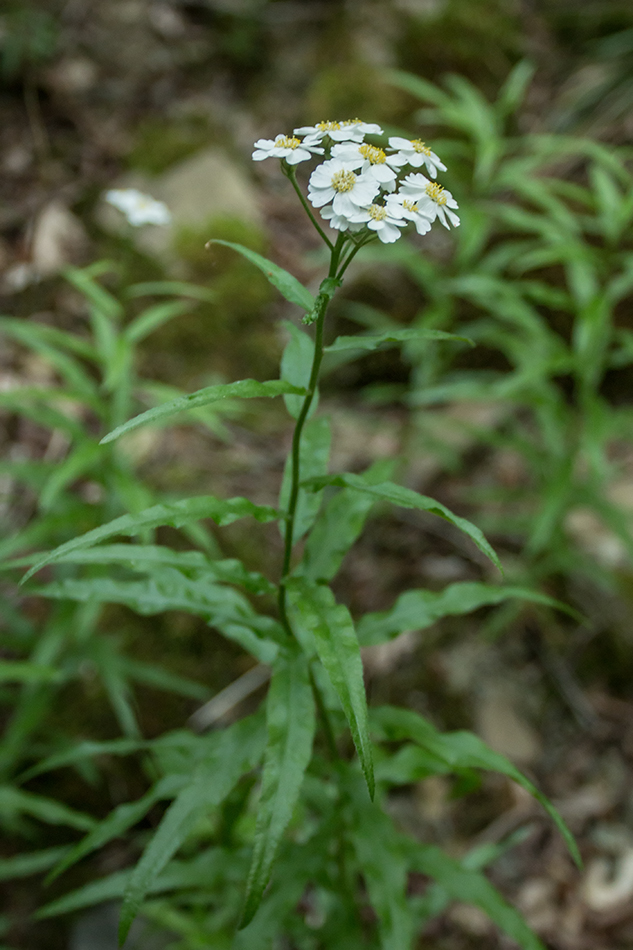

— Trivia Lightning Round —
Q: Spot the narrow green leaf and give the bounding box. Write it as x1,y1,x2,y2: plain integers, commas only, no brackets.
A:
240,649,316,928
0,847,69,881
279,416,331,543
35,571,280,664
19,739,148,783
287,581,374,798
350,780,414,950
9,545,275,596
126,280,217,303
0,786,95,831
373,706,580,867
64,266,124,321
125,300,192,344
39,441,103,511
357,582,575,645
0,661,60,684
100,379,306,444
36,849,229,919
408,844,545,950
280,321,315,420
208,240,315,312
299,458,395,583
325,328,473,353
21,496,279,583
304,474,501,572
47,775,184,883
119,714,266,944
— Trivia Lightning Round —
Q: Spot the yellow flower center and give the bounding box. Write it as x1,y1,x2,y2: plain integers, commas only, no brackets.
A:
278,135,301,149
317,120,341,131
368,204,387,221
425,182,447,205
331,169,357,193
359,144,386,164
341,118,363,126
411,140,432,156
403,199,419,212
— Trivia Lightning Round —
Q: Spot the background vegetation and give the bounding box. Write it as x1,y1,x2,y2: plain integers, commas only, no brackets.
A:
1,1,633,948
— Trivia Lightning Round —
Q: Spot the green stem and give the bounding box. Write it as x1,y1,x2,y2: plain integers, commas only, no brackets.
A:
277,234,346,635
284,164,334,250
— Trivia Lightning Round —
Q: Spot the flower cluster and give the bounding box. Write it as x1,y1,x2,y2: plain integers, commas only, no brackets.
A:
252,119,458,244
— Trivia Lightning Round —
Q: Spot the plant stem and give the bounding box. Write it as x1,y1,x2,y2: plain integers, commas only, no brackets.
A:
284,164,334,250
277,234,346,635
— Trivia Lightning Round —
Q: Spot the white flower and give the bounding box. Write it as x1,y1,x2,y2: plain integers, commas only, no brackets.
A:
252,133,323,165
399,173,460,229
294,119,384,143
385,193,433,236
105,189,171,227
331,142,403,191
387,137,446,178
319,205,364,232
347,202,407,244
308,159,379,217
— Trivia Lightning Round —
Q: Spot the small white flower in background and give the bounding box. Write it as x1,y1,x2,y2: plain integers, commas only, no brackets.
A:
252,134,324,165
347,202,407,244
294,119,384,143
387,137,446,178
331,142,403,191
399,173,460,229
308,159,380,217
105,189,171,227
385,193,434,236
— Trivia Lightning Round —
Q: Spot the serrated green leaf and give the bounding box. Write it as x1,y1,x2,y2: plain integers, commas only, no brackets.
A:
0,786,95,832
372,706,580,867
208,240,315,312
8,545,275,596
119,714,266,944
100,379,306,444
279,416,331,543
325,328,473,353
240,649,316,928
35,570,280,664
408,844,545,950
304,474,501,572
287,581,374,798
357,582,575,645
21,496,279,583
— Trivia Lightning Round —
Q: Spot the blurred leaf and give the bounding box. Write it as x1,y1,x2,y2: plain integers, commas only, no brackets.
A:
325,328,473,353
357,582,577,645
119,714,266,944
0,786,94,832
280,320,315,420
125,300,193,344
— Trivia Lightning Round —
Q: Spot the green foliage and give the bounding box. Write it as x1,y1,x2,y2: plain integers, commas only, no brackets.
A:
0,120,586,949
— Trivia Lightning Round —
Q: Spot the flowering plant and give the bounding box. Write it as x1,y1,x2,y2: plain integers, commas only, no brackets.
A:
19,119,578,950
